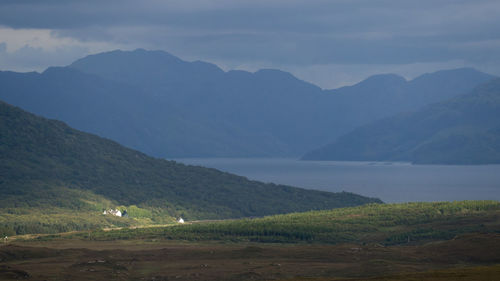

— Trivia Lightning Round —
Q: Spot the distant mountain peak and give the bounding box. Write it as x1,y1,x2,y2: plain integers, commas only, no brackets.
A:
255,68,292,75
68,49,226,86
422,67,484,75
253,68,321,90
410,67,496,83
70,48,184,68
333,73,407,93
43,66,82,75
254,68,300,81
360,73,407,85
132,48,147,53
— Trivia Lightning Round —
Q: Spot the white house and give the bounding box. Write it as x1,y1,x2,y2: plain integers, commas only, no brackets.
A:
177,217,185,224
103,209,122,217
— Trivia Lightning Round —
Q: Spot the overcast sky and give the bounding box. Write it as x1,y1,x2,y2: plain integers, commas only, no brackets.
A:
0,0,499,88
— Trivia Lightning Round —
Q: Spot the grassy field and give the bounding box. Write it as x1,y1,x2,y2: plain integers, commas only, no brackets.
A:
61,200,500,245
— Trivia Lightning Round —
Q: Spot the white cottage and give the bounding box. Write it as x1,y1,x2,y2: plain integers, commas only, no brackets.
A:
177,217,185,224
113,209,122,217
103,209,122,217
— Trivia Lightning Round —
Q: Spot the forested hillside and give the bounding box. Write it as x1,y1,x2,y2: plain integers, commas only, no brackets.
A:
0,100,380,235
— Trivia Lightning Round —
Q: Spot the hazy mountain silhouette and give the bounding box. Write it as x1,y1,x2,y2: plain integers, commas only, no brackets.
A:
303,78,500,164
0,49,495,158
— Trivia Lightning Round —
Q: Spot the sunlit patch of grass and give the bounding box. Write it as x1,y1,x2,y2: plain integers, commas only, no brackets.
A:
49,200,500,245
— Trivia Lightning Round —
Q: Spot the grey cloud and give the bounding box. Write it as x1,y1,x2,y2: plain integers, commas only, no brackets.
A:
0,43,89,72
1,0,497,33
0,0,499,87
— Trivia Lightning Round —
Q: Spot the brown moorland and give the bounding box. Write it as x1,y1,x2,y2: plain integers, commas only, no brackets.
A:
1,232,500,281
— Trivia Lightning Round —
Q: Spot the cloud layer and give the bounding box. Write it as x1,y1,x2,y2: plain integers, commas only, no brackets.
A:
1,0,499,88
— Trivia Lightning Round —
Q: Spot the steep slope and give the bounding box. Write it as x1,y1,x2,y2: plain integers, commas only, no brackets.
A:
0,100,381,226
303,78,500,164
0,49,495,157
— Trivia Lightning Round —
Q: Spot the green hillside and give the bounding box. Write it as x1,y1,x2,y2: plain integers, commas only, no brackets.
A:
67,200,500,245
303,78,500,164
0,100,380,236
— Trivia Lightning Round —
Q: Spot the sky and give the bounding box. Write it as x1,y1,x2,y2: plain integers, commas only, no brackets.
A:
0,0,499,88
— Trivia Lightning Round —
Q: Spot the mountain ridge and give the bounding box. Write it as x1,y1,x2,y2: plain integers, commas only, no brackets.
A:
0,49,495,158
302,78,500,164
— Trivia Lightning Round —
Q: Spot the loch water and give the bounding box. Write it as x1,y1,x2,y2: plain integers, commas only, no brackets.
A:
175,158,500,203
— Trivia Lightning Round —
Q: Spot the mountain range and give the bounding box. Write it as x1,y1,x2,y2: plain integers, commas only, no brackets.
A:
303,78,500,164
0,49,495,158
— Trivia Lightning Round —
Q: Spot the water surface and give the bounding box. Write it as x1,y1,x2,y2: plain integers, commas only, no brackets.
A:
175,158,500,203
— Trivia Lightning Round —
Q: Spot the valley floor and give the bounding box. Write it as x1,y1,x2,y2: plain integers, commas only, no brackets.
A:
1,233,500,281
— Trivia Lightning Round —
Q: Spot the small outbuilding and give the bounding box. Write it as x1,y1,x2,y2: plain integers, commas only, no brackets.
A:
177,217,185,224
